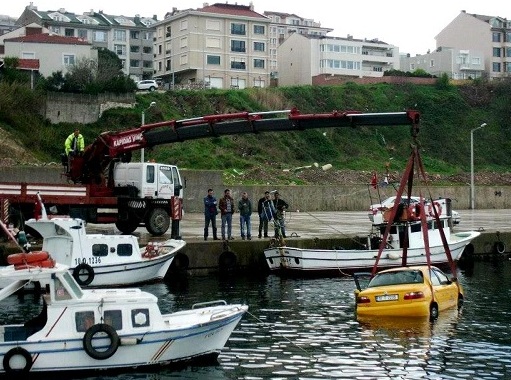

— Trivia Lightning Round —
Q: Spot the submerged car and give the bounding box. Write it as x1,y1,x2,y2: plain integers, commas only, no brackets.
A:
354,265,463,320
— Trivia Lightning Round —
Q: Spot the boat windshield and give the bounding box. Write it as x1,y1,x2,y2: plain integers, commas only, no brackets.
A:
63,271,83,298
0,280,29,301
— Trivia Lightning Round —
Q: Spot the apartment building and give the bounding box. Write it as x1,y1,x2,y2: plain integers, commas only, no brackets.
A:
400,47,485,80
435,10,511,80
153,3,270,89
278,33,399,86
263,11,332,82
15,4,157,79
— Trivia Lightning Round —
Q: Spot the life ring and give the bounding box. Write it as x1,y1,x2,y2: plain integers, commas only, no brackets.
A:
428,201,442,217
493,241,506,254
3,346,32,374
7,251,50,265
14,258,55,270
73,263,95,286
83,323,119,360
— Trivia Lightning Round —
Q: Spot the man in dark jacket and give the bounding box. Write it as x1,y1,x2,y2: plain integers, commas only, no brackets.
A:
257,191,272,238
203,188,219,240
219,189,235,240
273,191,289,238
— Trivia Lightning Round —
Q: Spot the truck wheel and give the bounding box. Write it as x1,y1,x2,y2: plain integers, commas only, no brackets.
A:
115,219,139,234
146,208,170,236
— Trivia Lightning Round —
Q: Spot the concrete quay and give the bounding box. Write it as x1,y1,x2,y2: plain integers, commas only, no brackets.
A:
99,209,511,276
2,210,510,276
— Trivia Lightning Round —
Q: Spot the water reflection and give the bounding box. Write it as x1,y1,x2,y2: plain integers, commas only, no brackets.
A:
2,262,511,379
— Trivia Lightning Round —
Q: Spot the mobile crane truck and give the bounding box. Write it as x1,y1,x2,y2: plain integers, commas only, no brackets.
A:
0,108,420,237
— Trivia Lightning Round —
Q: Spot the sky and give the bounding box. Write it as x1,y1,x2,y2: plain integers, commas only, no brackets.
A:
3,1,511,56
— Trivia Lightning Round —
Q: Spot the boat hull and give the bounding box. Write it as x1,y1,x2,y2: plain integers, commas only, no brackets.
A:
0,304,247,374
264,231,480,276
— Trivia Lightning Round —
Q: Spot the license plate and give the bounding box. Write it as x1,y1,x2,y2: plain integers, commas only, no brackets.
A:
375,294,398,302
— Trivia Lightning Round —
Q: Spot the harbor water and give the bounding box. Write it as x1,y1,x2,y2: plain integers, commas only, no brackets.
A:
3,260,511,379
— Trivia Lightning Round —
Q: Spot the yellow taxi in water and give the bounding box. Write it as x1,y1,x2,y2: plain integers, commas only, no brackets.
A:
354,265,463,320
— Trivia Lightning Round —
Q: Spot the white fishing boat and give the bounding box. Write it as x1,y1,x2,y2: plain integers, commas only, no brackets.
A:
17,216,186,287
264,198,480,276
0,262,247,376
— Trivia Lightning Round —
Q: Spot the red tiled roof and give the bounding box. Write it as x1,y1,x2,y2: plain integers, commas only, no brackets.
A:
4,33,90,45
18,59,40,70
199,3,267,19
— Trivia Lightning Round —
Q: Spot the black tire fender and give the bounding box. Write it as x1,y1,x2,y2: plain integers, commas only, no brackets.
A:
3,346,32,374
83,323,120,360
73,263,95,286
494,241,506,254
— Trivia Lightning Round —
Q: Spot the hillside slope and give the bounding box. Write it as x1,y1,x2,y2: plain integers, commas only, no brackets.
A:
1,81,511,186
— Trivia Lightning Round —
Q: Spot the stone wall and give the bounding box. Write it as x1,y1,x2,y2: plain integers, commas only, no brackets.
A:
44,92,136,124
1,166,510,211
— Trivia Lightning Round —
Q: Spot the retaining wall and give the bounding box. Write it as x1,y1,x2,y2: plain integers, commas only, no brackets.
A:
0,166,510,211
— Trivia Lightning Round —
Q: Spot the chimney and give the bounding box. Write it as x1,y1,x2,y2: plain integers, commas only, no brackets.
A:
249,1,254,11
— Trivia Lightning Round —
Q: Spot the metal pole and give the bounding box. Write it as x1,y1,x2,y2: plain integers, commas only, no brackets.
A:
141,111,145,163
141,102,156,163
470,122,487,209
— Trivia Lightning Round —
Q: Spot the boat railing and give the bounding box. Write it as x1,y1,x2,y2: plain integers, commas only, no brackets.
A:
192,299,227,309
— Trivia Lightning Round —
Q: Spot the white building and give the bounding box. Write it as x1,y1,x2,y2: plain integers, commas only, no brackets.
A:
278,33,399,86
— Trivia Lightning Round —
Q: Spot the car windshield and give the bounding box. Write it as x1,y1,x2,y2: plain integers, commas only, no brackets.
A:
368,270,424,287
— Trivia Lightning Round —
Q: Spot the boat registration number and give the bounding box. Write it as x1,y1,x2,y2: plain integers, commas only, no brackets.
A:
375,294,398,302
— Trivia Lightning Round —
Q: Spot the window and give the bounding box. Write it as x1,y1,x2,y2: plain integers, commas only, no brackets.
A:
64,28,74,37
93,31,107,42
114,29,126,41
92,244,108,257
207,55,220,65
492,32,501,42
132,308,150,327
114,44,126,56
254,25,265,35
130,45,140,53
493,47,501,57
254,59,265,68
429,59,434,67
104,310,123,330
117,244,133,256
131,31,140,39
143,46,152,54
230,58,246,70
507,48,511,58
231,23,246,35
63,54,76,66
471,57,480,65
505,62,511,72
146,165,155,183
231,40,246,53
130,60,139,67
75,311,95,332
253,42,265,52
77,29,88,40
493,62,501,72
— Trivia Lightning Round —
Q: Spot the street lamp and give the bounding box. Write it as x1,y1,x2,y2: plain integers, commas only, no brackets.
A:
141,101,156,162
470,122,487,209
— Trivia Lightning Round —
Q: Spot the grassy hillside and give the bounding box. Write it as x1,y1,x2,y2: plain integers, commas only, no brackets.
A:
1,80,510,185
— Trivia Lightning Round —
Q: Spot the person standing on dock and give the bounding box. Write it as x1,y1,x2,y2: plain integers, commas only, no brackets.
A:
203,189,219,240
238,191,253,240
219,189,235,240
258,191,272,238
273,191,289,238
